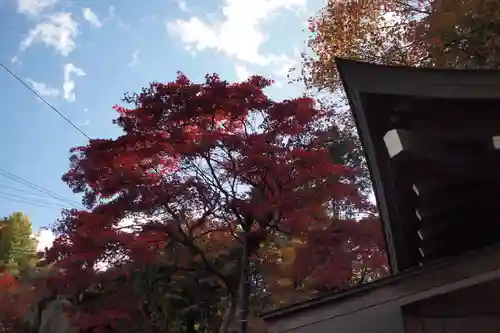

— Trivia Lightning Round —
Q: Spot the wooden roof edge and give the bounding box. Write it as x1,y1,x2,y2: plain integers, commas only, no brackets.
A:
260,241,500,321
333,57,500,74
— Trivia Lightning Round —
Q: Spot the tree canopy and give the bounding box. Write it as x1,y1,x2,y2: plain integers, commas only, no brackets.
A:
0,212,37,275
301,0,500,92
38,73,384,333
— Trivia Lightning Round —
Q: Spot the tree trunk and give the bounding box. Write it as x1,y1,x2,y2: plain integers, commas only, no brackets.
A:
238,232,250,333
220,293,237,333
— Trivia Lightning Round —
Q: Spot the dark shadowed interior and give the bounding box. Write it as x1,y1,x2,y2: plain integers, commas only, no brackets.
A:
336,58,500,272
361,94,500,268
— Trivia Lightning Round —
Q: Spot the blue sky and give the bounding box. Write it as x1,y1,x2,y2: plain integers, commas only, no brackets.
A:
0,0,323,247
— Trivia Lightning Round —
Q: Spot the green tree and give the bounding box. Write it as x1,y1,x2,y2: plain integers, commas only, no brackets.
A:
0,212,37,275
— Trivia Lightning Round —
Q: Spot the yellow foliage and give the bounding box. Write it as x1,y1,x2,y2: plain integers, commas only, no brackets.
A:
302,0,500,92
279,247,296,264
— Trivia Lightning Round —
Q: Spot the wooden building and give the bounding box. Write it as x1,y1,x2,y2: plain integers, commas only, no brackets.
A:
262,59,500,333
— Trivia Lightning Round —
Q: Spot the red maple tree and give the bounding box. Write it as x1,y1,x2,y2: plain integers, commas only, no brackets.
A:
291,216,388,289
45,72,382,332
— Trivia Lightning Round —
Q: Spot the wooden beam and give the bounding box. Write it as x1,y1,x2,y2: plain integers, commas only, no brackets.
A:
493,136,500,149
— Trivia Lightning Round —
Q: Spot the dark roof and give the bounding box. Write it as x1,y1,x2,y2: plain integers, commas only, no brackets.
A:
262,59,500,321
335,58,500,273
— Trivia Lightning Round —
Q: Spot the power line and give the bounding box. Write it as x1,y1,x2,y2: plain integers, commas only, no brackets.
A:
0,184,78,207
0,63,91,140
0,63,90,211
0,184,51,196
0,168,80,207
0,167,81,209
0,64,155,215
0,191,68,209
0,194,65,210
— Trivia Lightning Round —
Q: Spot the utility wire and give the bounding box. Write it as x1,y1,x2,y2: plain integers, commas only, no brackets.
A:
0,194,66,210
0,184,79,208
0,184,56,197
0,63,91,140
0,63,88,211
0,64,160,214
0,167,81,209
0,191,68,209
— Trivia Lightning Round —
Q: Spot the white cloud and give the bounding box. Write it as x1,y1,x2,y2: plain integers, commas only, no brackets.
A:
174,0,190,12
166,0,306,75
11,56,20,64
35,228,55,252
234,64,251,81
267,53,296,77
27,79,60,97
17,0,58,17
127,49,140,67
82,7,103,28
107,5,130,30
79,119,90,126
63,63,86,102
20,12,79,56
